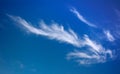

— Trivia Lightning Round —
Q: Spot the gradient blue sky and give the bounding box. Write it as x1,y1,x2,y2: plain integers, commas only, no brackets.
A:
0,0,120,74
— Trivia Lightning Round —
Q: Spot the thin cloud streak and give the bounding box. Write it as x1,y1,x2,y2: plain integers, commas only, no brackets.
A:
9,15,113,64
104,30,115,42
70,7,97,28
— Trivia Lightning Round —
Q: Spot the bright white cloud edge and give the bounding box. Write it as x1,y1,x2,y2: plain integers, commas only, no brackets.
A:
8,15,114,64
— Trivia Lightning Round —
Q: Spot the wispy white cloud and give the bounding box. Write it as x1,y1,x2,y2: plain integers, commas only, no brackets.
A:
104,30,115,42
9,15,113,65
67,35,113,64
8,15,81,47
70,7,97,28
67,50,101,64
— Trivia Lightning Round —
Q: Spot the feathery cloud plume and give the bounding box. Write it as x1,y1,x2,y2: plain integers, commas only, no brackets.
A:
9,15,113,64
8,15,81,47
67,35,113,64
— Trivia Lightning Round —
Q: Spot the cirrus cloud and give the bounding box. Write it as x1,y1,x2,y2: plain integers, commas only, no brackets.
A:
104,30,115,42
8,15,114,64
70,7,97,28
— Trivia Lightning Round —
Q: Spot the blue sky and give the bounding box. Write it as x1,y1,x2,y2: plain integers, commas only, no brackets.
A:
0,0,120,74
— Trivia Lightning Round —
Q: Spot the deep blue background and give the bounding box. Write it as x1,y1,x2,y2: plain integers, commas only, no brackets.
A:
0,0,120,74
